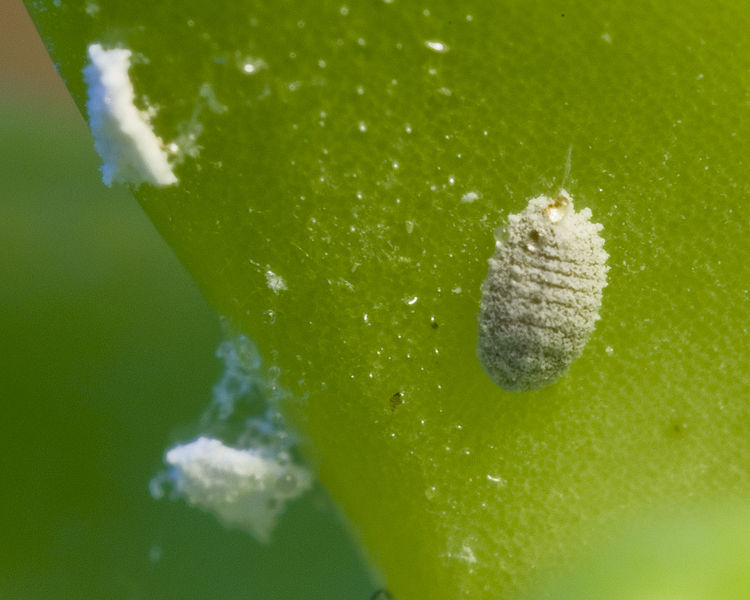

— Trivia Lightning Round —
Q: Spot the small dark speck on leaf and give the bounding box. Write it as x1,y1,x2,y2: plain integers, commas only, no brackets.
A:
389,392,403,411
668,421,688,436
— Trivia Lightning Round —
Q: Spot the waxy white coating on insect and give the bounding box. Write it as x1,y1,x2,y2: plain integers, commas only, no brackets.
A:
164,436,312,542
83,43,177,187
478,190,608,392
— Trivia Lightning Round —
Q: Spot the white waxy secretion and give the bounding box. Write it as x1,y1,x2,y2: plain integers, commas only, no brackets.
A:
83,43,178,187
477,190,608,392
164,436,312,542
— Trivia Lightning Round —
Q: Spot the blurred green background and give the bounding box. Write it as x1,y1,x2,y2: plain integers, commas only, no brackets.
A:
0,2,373,598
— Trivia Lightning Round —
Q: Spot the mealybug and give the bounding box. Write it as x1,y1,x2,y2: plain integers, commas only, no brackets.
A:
477,190,608,392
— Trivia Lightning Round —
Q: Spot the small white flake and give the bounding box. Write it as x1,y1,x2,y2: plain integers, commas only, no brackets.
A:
265,270,288,294
445,544,477,564
239,56,267,75
424,40,449,53
458,545,477,564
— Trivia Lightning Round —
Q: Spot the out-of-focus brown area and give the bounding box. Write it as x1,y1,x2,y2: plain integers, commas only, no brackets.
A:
0,0,77,111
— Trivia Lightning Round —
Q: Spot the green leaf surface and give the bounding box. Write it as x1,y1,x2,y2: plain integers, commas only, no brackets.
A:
531,504,750,600
26,1,750,598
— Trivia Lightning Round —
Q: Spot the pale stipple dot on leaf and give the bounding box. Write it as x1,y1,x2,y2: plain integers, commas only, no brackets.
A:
477,190,609,392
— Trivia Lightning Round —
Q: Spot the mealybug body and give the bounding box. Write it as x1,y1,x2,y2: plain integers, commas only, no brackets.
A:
477,190,608,392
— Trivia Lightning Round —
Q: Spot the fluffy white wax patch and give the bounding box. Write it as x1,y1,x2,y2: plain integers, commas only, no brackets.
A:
83,43,177,187
165,436,312,542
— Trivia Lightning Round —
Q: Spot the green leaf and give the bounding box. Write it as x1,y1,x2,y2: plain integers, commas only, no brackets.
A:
531,504,750,600
26,1,750,598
